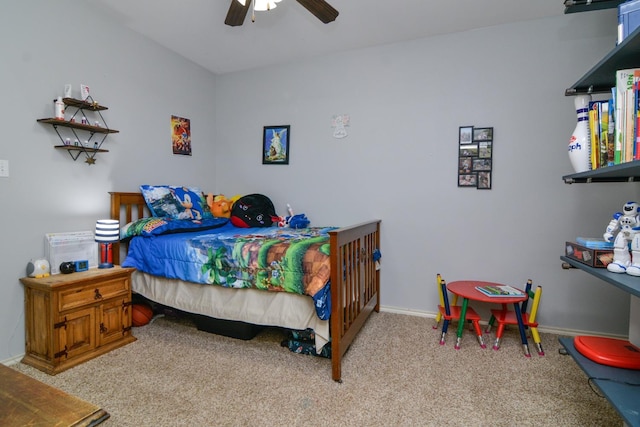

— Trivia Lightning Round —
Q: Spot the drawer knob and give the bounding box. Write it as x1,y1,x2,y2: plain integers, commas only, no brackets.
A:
94,289,102,299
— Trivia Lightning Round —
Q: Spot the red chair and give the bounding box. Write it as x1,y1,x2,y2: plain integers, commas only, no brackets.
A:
485,279,544,355
433,274,485,349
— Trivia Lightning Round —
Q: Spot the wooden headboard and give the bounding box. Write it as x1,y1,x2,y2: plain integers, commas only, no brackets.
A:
110,192,150,265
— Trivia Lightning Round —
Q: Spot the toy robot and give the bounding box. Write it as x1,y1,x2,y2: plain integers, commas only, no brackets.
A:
604,201,640,275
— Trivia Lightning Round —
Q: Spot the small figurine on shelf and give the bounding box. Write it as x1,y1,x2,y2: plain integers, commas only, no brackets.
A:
603,201,640,275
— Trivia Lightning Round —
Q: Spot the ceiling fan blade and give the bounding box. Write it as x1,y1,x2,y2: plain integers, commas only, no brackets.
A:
225,0,250,27
296,0,339,24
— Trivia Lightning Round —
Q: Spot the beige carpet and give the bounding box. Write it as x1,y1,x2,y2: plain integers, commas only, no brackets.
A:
11,311,622,426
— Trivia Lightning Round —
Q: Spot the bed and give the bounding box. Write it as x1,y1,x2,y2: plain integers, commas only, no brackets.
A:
109,191,381,382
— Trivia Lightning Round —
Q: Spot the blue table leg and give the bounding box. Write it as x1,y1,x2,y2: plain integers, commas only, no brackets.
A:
455,298,469,350
512,302,531,357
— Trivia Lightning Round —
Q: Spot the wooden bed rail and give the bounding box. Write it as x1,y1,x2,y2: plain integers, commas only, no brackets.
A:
329,220,381,382
109,191,381,382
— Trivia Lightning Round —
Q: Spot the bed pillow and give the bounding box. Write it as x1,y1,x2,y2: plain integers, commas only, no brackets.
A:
120,216,228,241
140,185,213,220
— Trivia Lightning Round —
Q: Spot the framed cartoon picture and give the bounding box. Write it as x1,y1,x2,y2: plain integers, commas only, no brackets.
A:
263,125,290,165
171,115,191,156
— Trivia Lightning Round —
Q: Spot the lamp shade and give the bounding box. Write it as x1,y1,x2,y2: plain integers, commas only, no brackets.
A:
95,219,120,243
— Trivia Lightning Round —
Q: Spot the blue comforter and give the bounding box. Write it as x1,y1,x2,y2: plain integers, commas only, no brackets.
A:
122,222,335,320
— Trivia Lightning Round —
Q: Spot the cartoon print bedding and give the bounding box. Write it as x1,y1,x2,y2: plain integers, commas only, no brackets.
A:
122,221,336,320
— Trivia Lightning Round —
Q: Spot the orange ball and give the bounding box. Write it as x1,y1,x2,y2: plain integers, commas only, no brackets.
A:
132,303,153,327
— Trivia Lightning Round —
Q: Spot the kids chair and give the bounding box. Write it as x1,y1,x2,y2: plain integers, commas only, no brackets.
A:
433,274,485,349
485,279,544,355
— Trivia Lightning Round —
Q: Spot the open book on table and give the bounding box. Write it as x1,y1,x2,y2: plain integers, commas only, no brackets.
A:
475,285,525,297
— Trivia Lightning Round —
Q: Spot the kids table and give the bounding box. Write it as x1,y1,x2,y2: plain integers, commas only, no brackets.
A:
447,280,530,356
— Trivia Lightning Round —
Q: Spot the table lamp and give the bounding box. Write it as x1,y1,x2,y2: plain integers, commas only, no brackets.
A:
95,219,119,268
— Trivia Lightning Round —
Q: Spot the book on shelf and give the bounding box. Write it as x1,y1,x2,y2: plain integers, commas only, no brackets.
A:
575,237,614,249
475,285,525,298
585,99,613,169
615,68,638,164
600,100,610,167
608,96,616,166
636,75,640,160
589,100,600,169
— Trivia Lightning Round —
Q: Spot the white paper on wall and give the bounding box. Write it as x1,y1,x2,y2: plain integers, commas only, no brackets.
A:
332,114,350,139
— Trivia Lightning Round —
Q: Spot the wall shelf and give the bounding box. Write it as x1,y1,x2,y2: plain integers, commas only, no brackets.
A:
562,160,640,183
558,337,640,427
565,25,640,95
37,96,118,165
564,0,625,15
560,256,640,297
562,14,640,425
36,118,119,134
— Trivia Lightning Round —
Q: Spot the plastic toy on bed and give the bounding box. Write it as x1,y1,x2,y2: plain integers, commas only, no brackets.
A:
277,203,310,229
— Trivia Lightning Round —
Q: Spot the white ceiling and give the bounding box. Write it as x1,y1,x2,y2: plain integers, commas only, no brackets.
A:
88,0,565,75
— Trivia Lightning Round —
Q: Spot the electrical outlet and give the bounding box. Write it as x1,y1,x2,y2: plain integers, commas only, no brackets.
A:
0,159,9,178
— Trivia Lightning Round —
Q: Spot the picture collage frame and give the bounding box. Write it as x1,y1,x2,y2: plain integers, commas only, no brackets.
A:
458,126,493,189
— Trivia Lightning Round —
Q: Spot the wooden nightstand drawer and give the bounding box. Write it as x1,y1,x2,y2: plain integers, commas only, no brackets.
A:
59,276,129,312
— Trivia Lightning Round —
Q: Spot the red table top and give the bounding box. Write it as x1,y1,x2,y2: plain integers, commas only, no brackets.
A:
447,280,527,304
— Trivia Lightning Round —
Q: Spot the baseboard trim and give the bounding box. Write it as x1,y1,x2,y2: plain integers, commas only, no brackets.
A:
379,305,627,339
1,355,24,367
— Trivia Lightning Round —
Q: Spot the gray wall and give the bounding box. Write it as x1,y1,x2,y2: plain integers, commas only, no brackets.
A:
1,1,637,363
0,1,218,361
214,11,639,334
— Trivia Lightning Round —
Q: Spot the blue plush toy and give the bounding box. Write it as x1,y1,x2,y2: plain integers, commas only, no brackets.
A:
288,214,310,229
278,204,310,229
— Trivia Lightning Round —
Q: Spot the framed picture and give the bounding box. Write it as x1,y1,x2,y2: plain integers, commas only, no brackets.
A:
478,171,492,189
478,141,492,159
262,125,290,165
459,126,473,144
171,115,191,156
457,125,493,189
472,158,491,171
473,127,493,141
458,174,477,187
459,156,472,173
459,144,478,157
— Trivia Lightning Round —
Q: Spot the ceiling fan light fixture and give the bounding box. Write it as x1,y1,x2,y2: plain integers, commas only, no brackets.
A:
236,0,282,12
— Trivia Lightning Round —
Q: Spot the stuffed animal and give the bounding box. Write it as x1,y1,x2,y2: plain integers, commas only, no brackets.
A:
276,204,310,229
207,194,240,218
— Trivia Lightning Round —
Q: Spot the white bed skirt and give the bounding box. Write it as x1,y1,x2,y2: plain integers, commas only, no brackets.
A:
131,271,330,350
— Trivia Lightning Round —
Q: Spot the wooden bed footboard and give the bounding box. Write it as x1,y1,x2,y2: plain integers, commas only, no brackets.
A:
109,191,381,382
329,220,381,382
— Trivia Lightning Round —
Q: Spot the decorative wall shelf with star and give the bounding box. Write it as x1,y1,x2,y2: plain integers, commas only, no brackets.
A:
37,96,118,165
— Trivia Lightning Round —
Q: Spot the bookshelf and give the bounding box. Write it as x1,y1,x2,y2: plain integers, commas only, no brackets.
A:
562,160,640,183
565,25,640,95
564,0,625,15
562,13,640,426
558,337,640,427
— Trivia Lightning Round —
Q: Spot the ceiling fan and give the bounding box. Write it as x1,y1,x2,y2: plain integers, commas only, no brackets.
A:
225,0,339,26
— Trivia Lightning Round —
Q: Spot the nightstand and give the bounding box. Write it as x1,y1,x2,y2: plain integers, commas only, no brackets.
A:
20,266,136,375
